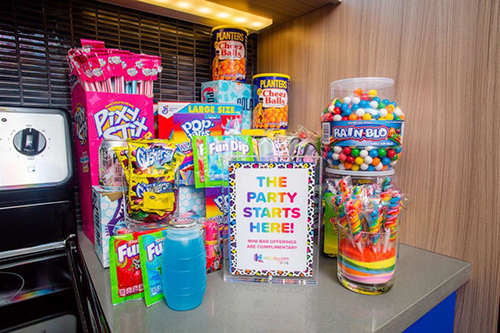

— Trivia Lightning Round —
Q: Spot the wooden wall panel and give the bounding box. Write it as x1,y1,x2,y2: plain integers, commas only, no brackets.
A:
258,0,500,332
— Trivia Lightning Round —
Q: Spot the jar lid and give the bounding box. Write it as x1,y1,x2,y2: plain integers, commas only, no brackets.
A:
330,77,394,91
325,167,395,177
169,217,198,229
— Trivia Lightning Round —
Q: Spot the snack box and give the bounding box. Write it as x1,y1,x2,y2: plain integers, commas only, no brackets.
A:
178,186,206,217
201,81,253,130
92,186,126,268
206,187,228,258
157,102,242,185
72,83,154,243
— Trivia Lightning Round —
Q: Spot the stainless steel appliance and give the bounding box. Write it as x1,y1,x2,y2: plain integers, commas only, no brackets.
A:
0,107,87,332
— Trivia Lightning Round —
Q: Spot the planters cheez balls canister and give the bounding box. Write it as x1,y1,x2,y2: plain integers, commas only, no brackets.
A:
211,25,248,82
253,73,290,129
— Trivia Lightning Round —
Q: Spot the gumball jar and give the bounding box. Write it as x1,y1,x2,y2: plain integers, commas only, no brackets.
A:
321,78,405,175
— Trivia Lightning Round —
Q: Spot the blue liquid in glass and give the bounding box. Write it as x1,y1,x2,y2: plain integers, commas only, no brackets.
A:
162,226,206,311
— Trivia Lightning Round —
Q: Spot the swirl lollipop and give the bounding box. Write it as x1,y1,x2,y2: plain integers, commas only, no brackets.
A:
336,194,349,228
346,199,363,252
381,177,392,191
384,191,402,243
365,200,384,251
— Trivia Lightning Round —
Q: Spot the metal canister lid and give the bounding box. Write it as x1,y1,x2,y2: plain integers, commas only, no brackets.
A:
169,217,198,229
101,139,126,147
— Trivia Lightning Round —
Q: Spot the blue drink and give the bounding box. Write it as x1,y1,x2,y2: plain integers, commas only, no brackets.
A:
162,219,206,311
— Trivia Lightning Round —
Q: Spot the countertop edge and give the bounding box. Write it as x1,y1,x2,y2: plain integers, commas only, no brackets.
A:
377,260,471,332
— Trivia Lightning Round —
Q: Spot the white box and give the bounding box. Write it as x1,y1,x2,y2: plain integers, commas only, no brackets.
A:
93,186,125,268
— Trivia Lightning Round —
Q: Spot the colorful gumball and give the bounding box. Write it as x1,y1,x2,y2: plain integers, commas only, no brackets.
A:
369,149,378,158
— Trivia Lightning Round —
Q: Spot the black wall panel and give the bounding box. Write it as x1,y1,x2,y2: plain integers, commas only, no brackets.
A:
0,0,258,109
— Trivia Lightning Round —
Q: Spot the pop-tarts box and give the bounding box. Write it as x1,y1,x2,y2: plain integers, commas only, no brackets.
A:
92,186,126,268
158,103,242,185
201,81,253,130
72,83,154,243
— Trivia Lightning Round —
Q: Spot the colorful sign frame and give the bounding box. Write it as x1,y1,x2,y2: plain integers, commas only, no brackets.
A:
224,156,321,284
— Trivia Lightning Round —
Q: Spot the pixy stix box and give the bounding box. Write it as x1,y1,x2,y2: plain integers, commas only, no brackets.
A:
72,83,154,243
157,102,242,185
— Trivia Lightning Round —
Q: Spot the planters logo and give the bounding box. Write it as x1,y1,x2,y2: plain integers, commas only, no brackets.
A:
93,103,149,139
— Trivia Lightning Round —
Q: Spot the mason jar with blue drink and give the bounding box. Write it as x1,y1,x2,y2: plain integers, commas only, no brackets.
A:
162,218,206,311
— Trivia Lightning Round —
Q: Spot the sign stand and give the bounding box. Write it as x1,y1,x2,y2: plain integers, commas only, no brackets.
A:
223,155,322,285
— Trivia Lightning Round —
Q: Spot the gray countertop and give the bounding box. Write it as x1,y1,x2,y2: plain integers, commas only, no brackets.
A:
78,231,470,333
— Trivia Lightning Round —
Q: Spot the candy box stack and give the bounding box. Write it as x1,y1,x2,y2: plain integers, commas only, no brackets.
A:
202,80,253,130
93,186,126,268
161,103,242,185
321,78,405,175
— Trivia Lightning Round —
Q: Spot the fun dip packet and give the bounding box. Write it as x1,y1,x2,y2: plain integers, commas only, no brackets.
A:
193,135,254,188
109,232,144,305
138,229,167,307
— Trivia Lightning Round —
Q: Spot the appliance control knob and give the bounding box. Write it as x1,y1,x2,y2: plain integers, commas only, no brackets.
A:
13,128,47,156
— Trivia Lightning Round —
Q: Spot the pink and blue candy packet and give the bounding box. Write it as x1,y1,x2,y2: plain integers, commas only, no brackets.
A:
138,229,167,307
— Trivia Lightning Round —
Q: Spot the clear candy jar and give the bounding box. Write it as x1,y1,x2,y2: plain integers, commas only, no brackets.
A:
337,223,399,295
122,175,176,231
321,78,405,176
